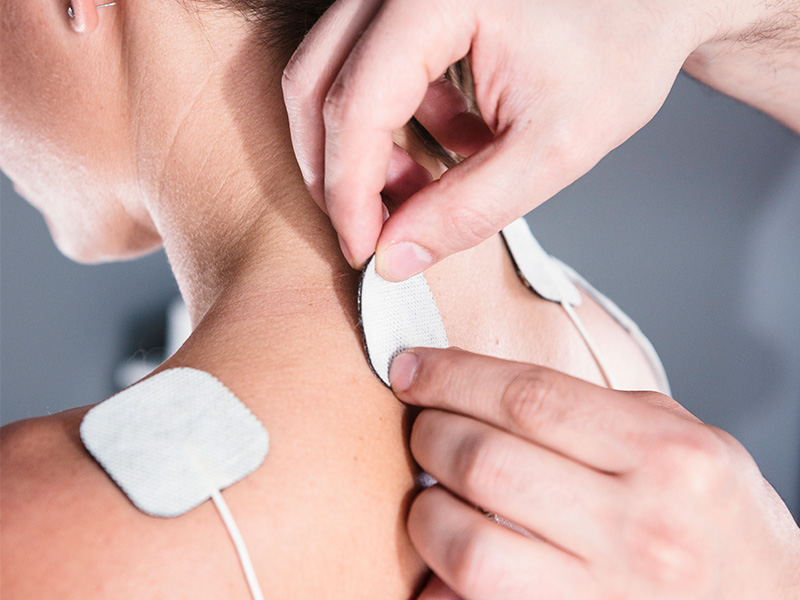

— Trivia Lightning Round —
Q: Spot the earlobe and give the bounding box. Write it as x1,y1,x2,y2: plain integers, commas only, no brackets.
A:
67,0,108,33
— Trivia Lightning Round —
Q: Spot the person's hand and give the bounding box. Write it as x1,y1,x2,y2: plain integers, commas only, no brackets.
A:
282,0,783,281
388,348,800,599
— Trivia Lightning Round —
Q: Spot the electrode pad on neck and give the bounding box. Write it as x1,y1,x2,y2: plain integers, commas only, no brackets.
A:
81,368,269,599
358,217,669,395
359,255,449,387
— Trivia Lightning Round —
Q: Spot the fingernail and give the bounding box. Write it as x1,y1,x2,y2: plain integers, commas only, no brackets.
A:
389,351,419,392
381,202,390,223
337,234,355,269
381,242,434,282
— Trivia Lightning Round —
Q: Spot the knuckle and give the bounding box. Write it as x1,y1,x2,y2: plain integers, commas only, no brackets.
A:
443,202,501,249
280,63,297,93
635,390,676,411
707,425,750,463
620,427,739,588
648,426,730,499
322,79,357,131
457,433,511,498
624,513,708,587
630,390,696,421
500,367,555,434
281,56,311,100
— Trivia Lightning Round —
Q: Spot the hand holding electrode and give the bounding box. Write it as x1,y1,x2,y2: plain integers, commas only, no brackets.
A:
388,348,800,599
285,0,800,592
282,0,800,281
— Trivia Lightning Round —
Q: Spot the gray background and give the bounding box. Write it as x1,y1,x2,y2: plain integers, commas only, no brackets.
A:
2,73,799,517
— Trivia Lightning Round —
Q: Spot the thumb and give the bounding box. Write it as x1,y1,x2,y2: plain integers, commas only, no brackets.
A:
375,127,561,281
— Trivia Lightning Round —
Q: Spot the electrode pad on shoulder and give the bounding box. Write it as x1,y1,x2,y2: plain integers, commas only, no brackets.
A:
81,368,268,600
501,217,670,393
81,368,268,517
359,255,449,387
502,217,619,387
500,218,582,306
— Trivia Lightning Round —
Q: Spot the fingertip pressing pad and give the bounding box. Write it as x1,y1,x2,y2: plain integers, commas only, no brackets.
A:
80,368,269,518
359,255,449,387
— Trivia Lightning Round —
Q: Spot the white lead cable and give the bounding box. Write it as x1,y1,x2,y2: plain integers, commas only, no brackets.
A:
211,489,265,600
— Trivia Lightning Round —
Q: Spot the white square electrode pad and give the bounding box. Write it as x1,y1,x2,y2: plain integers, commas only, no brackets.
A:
359,255,449,386
501,218,582,306
81,368,269,518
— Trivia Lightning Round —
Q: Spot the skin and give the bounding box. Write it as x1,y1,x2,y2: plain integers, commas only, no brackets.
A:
391,349,800,599
281,0,800,595
282,0,800,280
0,0,661,597
0,0,157,261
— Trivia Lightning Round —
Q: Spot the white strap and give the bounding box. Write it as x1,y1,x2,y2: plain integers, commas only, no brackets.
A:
560,301,616,389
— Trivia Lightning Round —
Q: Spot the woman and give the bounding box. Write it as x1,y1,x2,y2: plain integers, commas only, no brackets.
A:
0,0,663,597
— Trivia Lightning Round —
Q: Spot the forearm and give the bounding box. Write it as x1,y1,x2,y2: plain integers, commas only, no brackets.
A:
684,0,800,133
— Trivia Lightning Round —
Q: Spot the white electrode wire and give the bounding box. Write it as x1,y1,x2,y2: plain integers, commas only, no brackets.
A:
210,489,265,600
560,301,617,390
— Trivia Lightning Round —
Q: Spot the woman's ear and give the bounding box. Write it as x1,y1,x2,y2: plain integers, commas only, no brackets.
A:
68,0,100,33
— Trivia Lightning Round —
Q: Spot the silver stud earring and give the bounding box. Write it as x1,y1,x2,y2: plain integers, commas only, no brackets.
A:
67,1,117,19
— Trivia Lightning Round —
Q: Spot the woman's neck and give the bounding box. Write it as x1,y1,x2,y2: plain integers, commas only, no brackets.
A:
135,31,355,328
155,155,352,330
129,25,520,395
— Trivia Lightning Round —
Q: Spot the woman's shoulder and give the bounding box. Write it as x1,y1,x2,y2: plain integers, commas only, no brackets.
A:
1,368,428,599
0,408,257,598
1,408,90,507
1,409,110,597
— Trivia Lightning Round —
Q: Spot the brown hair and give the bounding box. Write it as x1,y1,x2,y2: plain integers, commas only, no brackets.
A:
218,0,476,167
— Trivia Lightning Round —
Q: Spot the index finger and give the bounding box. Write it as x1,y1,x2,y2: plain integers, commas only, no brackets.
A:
322,0,477,266
389,348,678,473
283,0,385,213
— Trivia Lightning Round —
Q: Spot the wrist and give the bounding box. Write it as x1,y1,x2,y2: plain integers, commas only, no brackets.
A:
681,0,800,131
